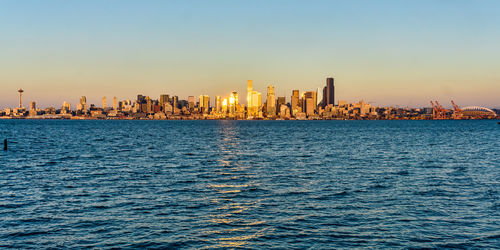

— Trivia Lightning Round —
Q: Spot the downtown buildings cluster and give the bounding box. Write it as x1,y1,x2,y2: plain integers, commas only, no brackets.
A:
1,77,498,120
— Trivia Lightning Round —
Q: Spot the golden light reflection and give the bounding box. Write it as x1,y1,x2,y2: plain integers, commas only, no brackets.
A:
200,121,273,248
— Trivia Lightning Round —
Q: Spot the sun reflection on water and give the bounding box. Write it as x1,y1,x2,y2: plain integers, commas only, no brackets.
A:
201,122,269,248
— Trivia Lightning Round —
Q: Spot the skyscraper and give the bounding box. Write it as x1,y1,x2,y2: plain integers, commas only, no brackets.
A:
102,96,107,109
199,95,210,113
232,91,239,106
322,77,335,107
247,80,253,106
266,85,276,117
29,101,36,111
80,96,87,114
172,96,179,112
215,96,222,113
246,80,262,117
277,97,286,108
291,90,300,115
146,96,152,113
188,96,195,110
229,92,238,114
304,91,317,116
160,94,169,111
113,97,118,111
62,101,71,113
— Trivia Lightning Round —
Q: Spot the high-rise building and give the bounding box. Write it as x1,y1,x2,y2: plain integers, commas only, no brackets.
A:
80,96,88,114
322,77,335,107
277,97,286,108
303,91,317,116
160,94,169,111
291,90,300,115
113,97,118,111
61,101,71,114
29,101,36,116
146,96,152,113
102,97,107,109
215,96,222,113
188,96,196,110
246,80,262,117
232,92,239,106
316,87,322,107
172,96,179,112
247,80,253,106
222,98,228,113
229,92,238,114
266,85,276,117
199,95,210,113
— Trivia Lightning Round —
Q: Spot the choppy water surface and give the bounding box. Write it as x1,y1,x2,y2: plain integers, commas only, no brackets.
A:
0,120,499,248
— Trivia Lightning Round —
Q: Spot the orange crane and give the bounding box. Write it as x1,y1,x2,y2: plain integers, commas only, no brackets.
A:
451,100,462,119
430,100,446,119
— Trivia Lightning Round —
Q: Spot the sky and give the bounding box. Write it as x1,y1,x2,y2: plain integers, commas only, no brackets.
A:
0,0,499,109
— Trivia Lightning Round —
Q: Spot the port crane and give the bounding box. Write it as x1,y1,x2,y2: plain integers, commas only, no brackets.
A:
430,101,447,119
451,100,463,119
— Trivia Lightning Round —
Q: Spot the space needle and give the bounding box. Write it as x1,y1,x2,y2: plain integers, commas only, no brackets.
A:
18,88,24,108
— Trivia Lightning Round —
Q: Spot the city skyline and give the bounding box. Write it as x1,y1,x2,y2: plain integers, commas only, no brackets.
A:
2,77,499,111
2,76,497,120
1,0,499,108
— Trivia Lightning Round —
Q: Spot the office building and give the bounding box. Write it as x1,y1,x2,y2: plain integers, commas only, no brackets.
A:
215,96,222,113
199,95,210,113
322,77,335,107
266,85,276,117
160,94,169,111
102,97,107,109
303,91,317,116
188,96,196,110
291,90,300,116
113,97,118,111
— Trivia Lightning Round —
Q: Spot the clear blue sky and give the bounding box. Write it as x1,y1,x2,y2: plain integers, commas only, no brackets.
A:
0,0,499,108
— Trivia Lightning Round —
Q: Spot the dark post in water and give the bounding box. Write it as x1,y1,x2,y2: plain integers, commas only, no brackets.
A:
3,139,6,150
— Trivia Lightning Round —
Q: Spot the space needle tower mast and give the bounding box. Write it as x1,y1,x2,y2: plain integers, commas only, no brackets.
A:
18,88,24,108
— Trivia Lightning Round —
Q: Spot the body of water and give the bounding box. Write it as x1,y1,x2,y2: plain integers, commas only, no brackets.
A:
0,120,499,248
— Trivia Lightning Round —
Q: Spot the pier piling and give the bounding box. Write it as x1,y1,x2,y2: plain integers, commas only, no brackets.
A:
3,139,6,150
